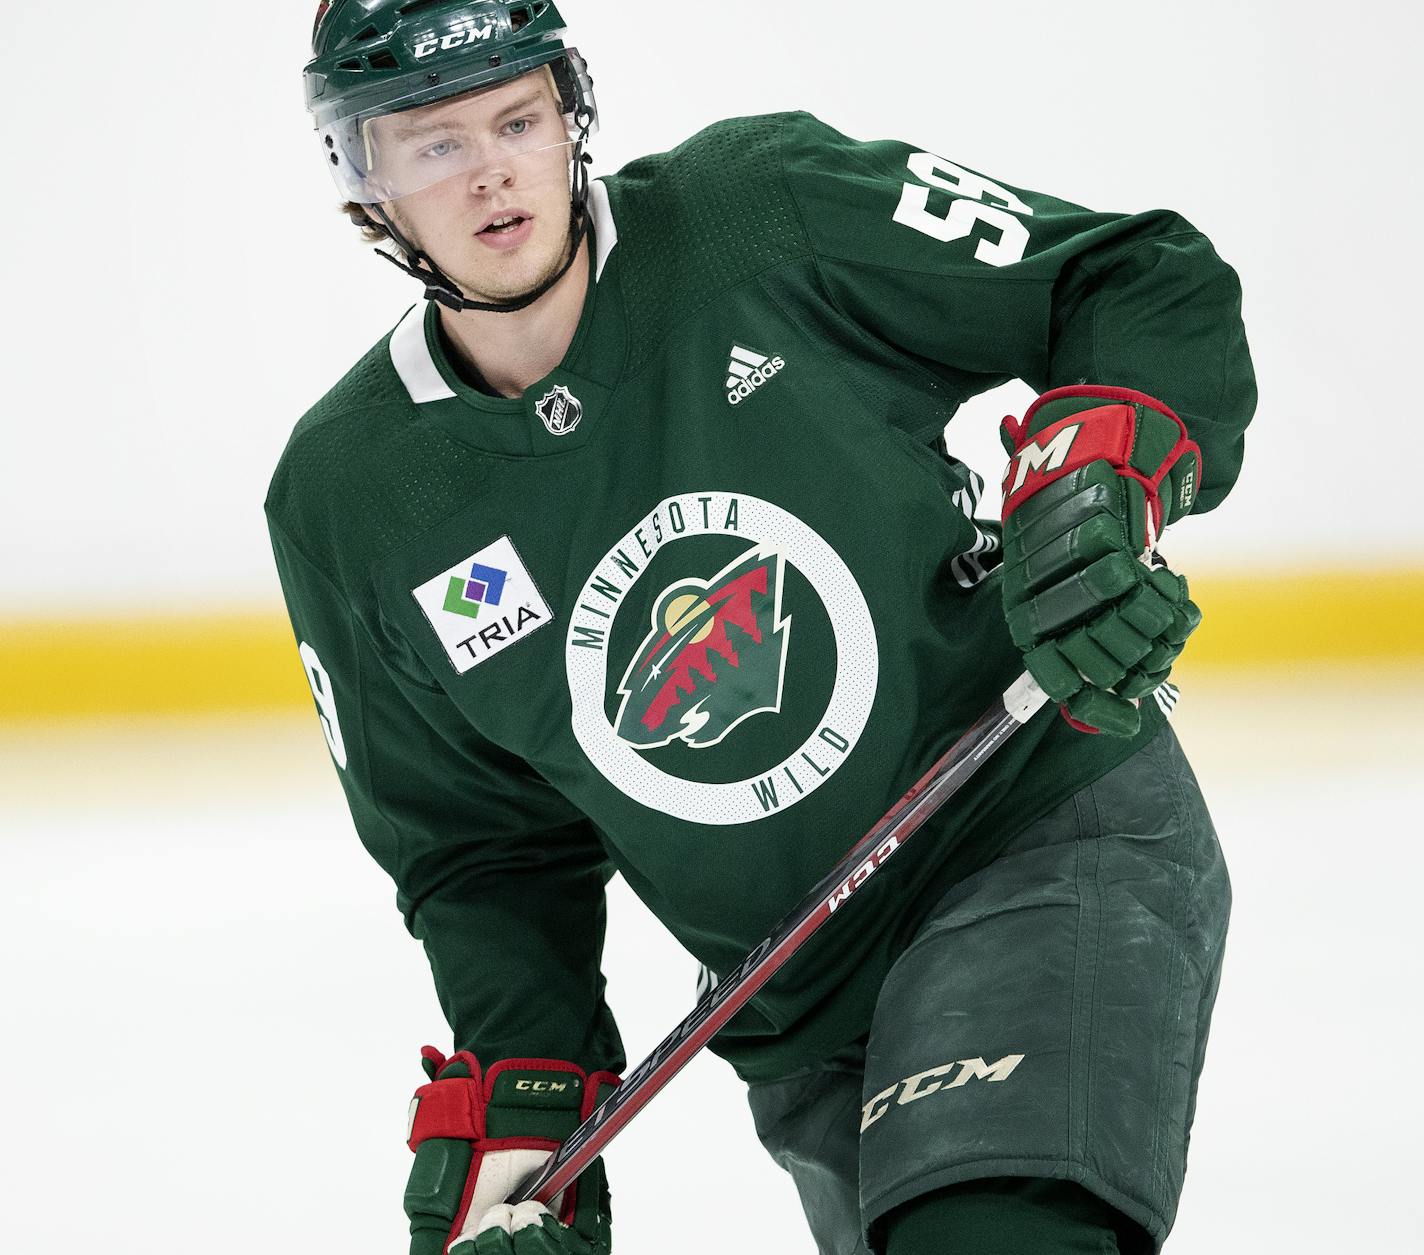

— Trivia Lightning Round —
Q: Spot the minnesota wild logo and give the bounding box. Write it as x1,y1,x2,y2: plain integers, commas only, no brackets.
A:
566,491,878,827
614,547,791,750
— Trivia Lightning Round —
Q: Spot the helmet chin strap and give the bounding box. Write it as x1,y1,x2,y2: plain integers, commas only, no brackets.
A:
370,124,594,315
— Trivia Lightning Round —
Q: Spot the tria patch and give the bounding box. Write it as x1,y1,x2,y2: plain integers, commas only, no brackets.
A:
412,535,552,674
725,344,786,405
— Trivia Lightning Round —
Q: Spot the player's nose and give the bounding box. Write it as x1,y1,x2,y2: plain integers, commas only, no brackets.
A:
467,157,516,192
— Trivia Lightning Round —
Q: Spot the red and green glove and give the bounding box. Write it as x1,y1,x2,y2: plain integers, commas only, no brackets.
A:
999,385,1204,736
404,1047,620,1255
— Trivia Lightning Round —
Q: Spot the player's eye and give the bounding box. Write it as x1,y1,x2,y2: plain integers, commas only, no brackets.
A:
419,138,461,160
503,117,533,138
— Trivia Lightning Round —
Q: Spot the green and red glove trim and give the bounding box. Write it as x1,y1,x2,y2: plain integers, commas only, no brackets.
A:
1001,385,1202,551
405,1047,620,1255
999,385,1205,736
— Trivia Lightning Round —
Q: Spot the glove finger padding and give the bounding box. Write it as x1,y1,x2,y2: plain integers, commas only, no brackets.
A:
407,1139,476,1255
1165,597,1203,647
1064,685,1142,738
459,1205,599,1255
1003,470,1126,587
1118,663,1173,701
1088,614,1155,670
1022,581,1198,717
1005,551,1142,646
1118,583,1178,638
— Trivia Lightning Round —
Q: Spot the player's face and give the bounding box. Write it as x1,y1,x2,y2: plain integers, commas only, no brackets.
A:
375,72,577,305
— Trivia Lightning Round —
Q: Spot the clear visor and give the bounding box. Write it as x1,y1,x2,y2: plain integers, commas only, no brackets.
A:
321,72,594,205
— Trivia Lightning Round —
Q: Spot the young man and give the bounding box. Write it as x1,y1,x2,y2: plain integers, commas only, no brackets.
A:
271,4,1255,1253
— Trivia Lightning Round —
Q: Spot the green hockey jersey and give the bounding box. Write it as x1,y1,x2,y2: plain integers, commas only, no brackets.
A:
266,111,1255,1083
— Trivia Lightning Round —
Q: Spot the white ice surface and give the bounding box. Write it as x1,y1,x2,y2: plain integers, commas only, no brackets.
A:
1,668,1420,1252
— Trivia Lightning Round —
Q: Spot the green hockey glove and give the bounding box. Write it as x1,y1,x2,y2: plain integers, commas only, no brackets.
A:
999,386,1204,736
404,1047,620,1255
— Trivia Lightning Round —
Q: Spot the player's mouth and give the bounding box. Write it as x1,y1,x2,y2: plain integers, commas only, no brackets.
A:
475,210,534,251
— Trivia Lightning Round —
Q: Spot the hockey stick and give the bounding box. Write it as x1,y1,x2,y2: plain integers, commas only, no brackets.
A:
511,671,1050,1207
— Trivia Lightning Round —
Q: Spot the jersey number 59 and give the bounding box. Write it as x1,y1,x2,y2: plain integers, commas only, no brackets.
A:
892,152,1034,267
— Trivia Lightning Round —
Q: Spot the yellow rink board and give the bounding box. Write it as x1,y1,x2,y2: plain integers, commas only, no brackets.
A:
0,613,309,720
1,570,1421,720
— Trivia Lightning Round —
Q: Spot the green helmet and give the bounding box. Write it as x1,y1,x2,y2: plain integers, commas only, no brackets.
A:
304,0,596,204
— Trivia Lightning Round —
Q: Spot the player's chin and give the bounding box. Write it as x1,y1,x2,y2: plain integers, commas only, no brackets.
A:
469,262,548,303
474,243,566,299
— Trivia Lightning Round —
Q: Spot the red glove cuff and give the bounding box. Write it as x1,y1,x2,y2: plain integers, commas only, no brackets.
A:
408,1050,622,1151
408,1050,488,1147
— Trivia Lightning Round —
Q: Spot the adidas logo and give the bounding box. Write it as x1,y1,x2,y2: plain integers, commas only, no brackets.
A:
725,344,786,406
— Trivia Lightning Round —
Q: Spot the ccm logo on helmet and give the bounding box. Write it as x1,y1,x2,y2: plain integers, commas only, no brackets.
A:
414,21,495,59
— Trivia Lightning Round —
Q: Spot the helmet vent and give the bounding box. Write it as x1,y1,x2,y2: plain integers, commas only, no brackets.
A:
367,50,400,70
335,58,363,72
510,7,531,30
333,21,381,50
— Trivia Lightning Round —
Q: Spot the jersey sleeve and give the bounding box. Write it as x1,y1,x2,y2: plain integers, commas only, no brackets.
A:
267,517,625,1075
778,113,1256,513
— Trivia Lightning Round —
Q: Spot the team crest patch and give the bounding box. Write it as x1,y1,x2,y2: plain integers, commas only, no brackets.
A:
535,384,583,436
412,535,552,674
566,492,878,826
614,546,791,750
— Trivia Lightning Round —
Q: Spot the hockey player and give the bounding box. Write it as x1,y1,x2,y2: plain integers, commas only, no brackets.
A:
271,4,1255,1253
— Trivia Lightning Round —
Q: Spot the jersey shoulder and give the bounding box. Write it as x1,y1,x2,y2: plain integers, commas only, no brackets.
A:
620,110,959,264
264,316,456,586
599,112,821,372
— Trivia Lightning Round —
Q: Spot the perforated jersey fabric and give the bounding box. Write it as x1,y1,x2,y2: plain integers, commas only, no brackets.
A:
267,342,491,599
265,110,1254,1085
612,115,808,377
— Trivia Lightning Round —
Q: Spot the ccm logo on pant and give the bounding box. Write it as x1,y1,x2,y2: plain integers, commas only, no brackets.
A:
861,1054,1025,1132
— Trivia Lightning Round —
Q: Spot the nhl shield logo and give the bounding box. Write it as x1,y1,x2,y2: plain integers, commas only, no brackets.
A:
535,384,583,437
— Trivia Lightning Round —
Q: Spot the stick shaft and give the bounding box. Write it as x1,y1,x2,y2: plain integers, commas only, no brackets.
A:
512,672,1048,1206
